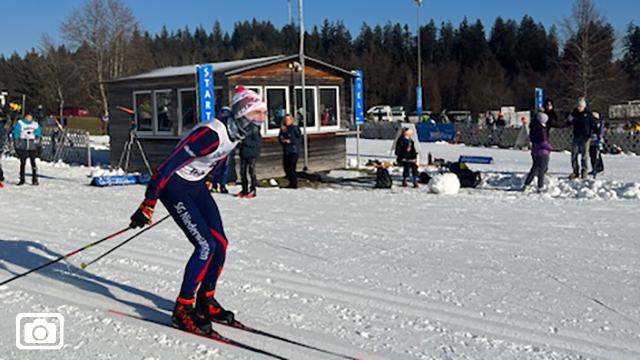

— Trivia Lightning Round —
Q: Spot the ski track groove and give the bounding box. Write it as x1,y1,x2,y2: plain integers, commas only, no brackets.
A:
2,217,639,360
3,246,637,360
242,271,640,360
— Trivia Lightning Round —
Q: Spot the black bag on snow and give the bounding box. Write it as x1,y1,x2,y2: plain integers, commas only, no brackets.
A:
419,171,432,184
374,168,393,189
449,162,482,188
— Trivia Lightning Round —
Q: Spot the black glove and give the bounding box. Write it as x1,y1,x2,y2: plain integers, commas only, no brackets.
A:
129,203,154,229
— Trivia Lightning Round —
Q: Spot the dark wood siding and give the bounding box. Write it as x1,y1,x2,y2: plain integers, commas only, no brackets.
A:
106,59,349,178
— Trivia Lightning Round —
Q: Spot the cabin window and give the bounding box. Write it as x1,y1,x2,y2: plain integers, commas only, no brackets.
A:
179,88,197,134
319,87,340,127
134,91,153,133
155,90,174,134
294,87,317,128
265,87,289,132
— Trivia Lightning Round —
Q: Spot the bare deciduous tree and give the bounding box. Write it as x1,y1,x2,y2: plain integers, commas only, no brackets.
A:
559,0,624,110
39,35,79,119
61,0,137,116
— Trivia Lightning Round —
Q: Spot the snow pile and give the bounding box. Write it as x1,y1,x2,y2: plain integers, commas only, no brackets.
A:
482,172,640,200
89,168,129,178
549,178,640,200
90,135,110,150
428,173,461,194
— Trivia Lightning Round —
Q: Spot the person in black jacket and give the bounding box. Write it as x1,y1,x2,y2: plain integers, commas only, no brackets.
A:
568,97,596,179
395,127,419,188
278,114,302,189
543,98,567,131
0,107,7,188
238,128,262,198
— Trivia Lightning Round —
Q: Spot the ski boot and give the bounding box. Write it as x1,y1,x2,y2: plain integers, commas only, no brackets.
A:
172,295,213,335
219,185,229,194
580,171,588,180
197,290,235,325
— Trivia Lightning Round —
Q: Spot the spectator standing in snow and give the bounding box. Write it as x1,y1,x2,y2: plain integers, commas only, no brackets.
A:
485,112,495,129
523,110,553,191
238,127,261,198
13,111,42,186
496,113,507,128
278,114,301,189
567,97,596,179
542,98,561,130
0,107,7,188
395,127,419,188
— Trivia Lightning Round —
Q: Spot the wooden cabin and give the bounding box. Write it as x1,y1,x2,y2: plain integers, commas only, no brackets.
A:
105,55,356,179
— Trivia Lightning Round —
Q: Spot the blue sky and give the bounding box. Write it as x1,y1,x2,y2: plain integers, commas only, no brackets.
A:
1,0,638,56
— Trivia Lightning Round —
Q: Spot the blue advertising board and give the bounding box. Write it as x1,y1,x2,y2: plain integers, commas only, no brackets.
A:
416,86,423,119
353,70,364,126
415,122,455,142
198,64,215,122
458,156,494,165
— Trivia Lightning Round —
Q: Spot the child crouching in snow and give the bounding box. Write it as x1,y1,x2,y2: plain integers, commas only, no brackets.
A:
523,111,553,192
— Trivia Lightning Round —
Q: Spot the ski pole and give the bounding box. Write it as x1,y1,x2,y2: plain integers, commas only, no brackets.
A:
81,215,170,270
0,227,130,287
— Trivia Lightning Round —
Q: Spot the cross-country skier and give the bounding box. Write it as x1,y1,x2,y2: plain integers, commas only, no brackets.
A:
129,87,267,335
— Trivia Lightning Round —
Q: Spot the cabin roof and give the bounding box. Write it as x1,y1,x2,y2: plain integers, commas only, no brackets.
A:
105,54,357,84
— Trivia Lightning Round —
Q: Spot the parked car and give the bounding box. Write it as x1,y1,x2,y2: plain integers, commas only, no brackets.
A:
49,106,90,118
366,105,405,122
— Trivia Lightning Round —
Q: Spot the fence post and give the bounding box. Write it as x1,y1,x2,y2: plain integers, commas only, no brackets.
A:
86,131,92,170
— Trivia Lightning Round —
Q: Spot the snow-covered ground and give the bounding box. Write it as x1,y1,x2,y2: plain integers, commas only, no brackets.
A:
0,139,638,359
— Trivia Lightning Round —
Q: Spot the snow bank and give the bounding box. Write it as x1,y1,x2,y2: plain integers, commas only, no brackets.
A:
428,173,461,194
483,172,640,200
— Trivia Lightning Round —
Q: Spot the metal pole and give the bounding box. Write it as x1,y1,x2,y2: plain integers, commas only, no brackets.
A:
288,0,293,25
416,0,422,119
299,0,309,171
351,77,360,169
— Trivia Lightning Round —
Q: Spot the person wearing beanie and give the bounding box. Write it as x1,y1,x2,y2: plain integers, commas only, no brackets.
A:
567,97,596,179
128,87,266,335
13,111,42,186
523,110,553,191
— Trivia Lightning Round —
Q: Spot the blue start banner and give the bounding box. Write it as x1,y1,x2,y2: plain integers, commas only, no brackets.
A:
415,122,455,142
416,86,423,119
198,64,215,122
535,88,544,109
353,70,364,126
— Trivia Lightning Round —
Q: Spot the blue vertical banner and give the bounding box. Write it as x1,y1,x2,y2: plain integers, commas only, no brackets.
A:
198,64,215,122
353,70,364,126
416,86,423,119
535,88,544,109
